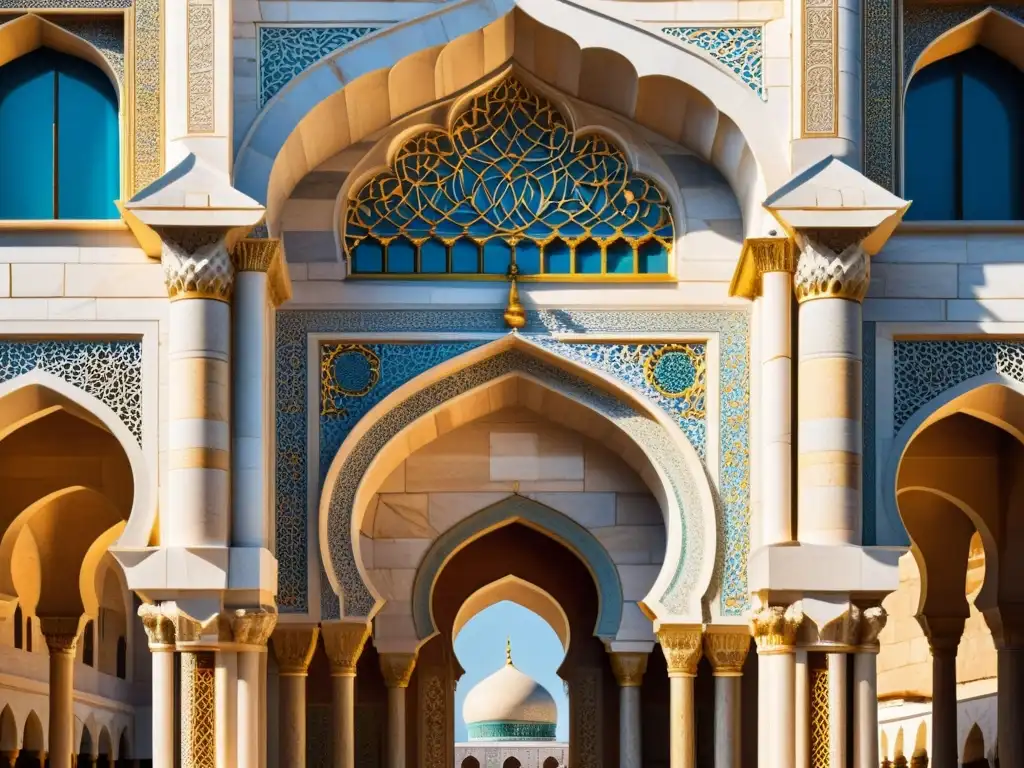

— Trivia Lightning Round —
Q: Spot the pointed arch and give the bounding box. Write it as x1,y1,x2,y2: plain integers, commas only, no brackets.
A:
98,726,112,757
0,705,16,752
964,723,985,764
319,335,717,624
414,496,620,640
452,575,570,651
0,370,154,549
234,0,786,237
23,710,43,752
908,8,1024,81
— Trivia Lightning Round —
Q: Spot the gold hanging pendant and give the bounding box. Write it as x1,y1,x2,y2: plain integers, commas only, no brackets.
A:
503,262,527,330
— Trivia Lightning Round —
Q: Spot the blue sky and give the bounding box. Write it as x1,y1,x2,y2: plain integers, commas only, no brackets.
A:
453,601,569,742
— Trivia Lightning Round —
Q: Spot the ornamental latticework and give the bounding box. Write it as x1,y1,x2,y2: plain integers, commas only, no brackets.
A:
181,652,216,768
344,76,675,279
809,658,830,768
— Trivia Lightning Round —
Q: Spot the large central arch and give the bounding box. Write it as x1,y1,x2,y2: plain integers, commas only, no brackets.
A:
233,0,788,237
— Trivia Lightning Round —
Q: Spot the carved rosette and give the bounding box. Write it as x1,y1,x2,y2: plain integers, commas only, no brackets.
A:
322,622,371,677
657,625,703,677
379,652,417,689
230,607,278,647
609,652,649,687
703,627,753,676
794,231,871,303
750,603,803,654
157,226,235,302
231,237,280,274
272,627,320,676
139,603,176,648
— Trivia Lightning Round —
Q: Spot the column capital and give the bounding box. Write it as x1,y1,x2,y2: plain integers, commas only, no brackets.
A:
729,236,796,299
271,626,319,676
321,621,371,677
231,237,281,273
750,602,802,653
793,229,872,303
656,623,703,677
608,651,649,687
982,604,1024,651
857,605,888,650
138,603,177,649
379,652,417,688
39,616,84,655
818,603,862,649
155,225,235,302
229,606,278,648
915,615,965,654
703,625,752,676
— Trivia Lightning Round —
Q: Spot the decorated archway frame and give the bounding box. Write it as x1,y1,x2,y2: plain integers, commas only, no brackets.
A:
274,309,749,617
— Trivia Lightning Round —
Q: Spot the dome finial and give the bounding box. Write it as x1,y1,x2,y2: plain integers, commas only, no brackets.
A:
506,636,513,666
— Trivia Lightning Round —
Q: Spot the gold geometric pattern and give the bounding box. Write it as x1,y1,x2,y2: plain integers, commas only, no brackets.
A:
181,652,217,768
643,344,706,407
803,0,838,136
132,0,163,193
321,344,382,416
810,658,830,768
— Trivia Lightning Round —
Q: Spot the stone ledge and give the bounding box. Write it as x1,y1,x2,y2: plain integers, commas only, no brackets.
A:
111,545,278,602
748,542,903,600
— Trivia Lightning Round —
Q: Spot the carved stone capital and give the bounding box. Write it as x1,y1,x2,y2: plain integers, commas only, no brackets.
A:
794,230,872,303
230,607,278,647
231,237,280,273
156,226,235,301
703,626,752,676
858,605,888,649
39,616,84,655
138,603,176,648
916,615,965,654
752,237,796,275
608,652,648,687
750,603,802,653
321,622,371,676
379,652,417,688
657,624,703,677
982,605,1024,652
272,626,319,676
819,604,862,648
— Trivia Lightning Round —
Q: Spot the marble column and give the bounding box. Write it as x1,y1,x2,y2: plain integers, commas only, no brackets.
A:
138,605,177,768
794,651,810,768
917,618,962,768
231,608,278,768
657,625,703,768
41,617,81,768
853,607,887,768
751,604,803,768
181,651,217,768
704,626,752,768
988,608,1024,768
379,653,417,768
259,649,269,768
793,234,870,546
216,651,238,768
609,651,649,768
272,627,319,768
322,623,372,768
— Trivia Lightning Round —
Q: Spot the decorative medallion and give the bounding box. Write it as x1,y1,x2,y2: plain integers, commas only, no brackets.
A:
644,345,704,400
661,26,765,99
321,344,381,415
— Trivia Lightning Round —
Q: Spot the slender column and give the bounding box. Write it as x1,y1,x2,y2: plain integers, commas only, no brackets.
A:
827,653,847,768
231,608,277,768
917,618,962,768
657,624,703,768
853,607,887,768
259,649,269,768
322,623,372,768
272,627,319,768
609,651,649,768
230,239,280,549
41,617,81,768
987,608,1024,768
216,651,238,768
138,605,177,768
794,234,870,546
704,626,752,768
751,604,803,768
794,651,810,768
181,651,218,768
158,228,235,550
755,240,796,546
379,653,417,768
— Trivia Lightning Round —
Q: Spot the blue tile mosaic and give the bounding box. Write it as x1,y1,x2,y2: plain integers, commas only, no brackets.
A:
661,26,765,100
0,340,143,444
258,26,379,107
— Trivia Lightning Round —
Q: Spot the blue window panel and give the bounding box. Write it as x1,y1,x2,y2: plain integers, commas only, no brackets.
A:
482,239,512,275
543,239,571,274
960,48,1023,220
420,238,447,273
904,57,958,221
638,240,669,274
515,241,541,275
451,238,479,273
56,51,119,219
386,237,415,273
576,239,602,274
0,49,56,219
606,239,634,274
352,240,383,273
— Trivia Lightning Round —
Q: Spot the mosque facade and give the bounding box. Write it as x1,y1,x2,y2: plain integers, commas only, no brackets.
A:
0,0,1017,767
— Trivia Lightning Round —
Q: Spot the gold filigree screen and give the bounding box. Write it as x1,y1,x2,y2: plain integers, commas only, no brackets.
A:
344,77,675,281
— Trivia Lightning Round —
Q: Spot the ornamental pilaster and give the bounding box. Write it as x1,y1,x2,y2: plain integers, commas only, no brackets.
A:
750,603,803,654
379,652,417,688
322,622,371,677
272,626,319,675
793,229,873,303
703,625,753,676
609,651,649,687
656,624,703,677
230,606,278,647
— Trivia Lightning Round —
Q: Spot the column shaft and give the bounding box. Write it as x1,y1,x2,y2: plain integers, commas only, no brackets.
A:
795,651,810,768
930,646,958,768
761,270,793,545
238,652,261,768
386,686,406,768
332,675,355,768
46,636,76,768
259,650,269,768
216,651,238,768
152,649,176,768
853,652,879,768
619,686,641,768
998,648,1024,768
278,674,307,768
764,652,796,768
669,675,696,768
827,653,847,768
714,676,741,768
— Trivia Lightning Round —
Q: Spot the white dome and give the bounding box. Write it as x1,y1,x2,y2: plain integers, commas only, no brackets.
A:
462,642,557,741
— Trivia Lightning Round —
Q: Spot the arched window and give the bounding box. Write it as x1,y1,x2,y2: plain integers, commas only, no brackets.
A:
543,758,560,768
460,758,480,768
116,636,127,679
13,605,22,650
83,620,94,667
905,47,1024,220
502,759,521,768
0,47,119,220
